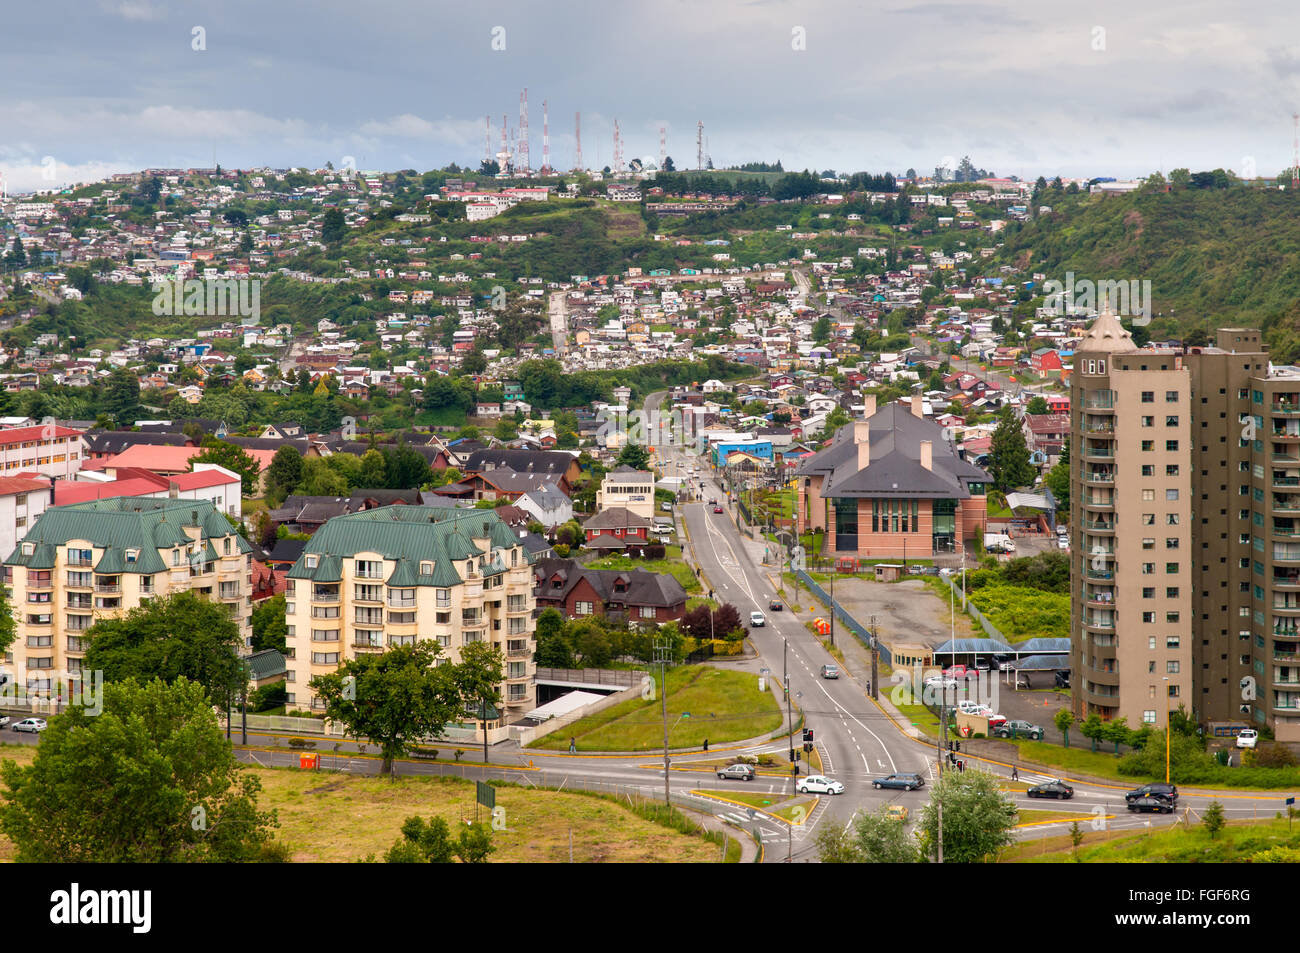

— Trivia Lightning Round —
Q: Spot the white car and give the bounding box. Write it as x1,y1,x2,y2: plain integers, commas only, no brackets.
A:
924,675,959,690
1057,537,1070,550
957,700,992,716
1236,729,1258,749
12,718,46,733
750,611,766,627
796,775,845,795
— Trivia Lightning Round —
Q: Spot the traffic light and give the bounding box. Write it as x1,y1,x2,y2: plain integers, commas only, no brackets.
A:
803,741,813,753
947,740,954,751
954,741,961,753
803,728,814,744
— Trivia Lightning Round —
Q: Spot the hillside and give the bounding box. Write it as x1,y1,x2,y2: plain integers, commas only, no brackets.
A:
994,186,1300,360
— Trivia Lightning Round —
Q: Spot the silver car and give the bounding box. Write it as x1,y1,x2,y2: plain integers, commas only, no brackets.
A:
12,718,46,733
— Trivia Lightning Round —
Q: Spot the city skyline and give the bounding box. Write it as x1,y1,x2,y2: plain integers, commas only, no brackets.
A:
4,0,1300,190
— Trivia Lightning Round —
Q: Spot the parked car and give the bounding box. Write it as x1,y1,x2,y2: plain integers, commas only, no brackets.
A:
872,773,925,791
12,718,46,733
796,775,845,795
1125,782,1179,804
750,611,766,627
0,715,9,729
924,675,958,691
957,700,992,715
1127,796,1174,815
661,501,674,512
1027,779,1074,799
768,599,783,611
993,720,1045,740
943,664,973,680
885,804,909,822
1236,728,1259,749
1054,670,1071,689
716,763,756,782
821,664,840,679
1057,537,1070,550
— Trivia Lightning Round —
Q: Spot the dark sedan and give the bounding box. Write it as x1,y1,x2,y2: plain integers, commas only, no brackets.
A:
1127,796,1174,814
872,773,925,791
1026,779,1074,799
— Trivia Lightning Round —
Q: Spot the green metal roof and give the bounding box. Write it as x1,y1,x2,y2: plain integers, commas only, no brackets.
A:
5,497,244,575
286,506,523,587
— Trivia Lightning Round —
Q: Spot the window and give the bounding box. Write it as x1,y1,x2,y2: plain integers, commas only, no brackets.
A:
1142,514,1155,525
1166,440,1179,452
1166,465,1180,476
1141,563,1155,574
1142,465,1154,477
305,554,318,569
1167,514,1179,525
1143,612,1156,623
435,588,451,607
1143,710,1157,724
639,606,656,619
1142,538,1155,550
1141,416,1154,427
1142,587,1154,598
1167,661,1180,674
1142,489,1155,501
1166,391,1178,403
576,601,594,616
1166,612,1180,623
1166,489,1179,501
419,561,433,575
311,652,340,665
1166,636,1181,649
1166,416,1179,427
1166,538,1180,549
1148,637,1157,650
1166,587,1180,598
1141,440,1154,452
1141,391,1154,403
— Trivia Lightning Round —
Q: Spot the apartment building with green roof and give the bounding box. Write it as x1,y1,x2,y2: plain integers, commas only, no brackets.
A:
2,497,254,694
284,506,536,717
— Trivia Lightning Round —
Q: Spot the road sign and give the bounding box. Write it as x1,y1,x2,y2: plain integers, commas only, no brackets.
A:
476,780,495,810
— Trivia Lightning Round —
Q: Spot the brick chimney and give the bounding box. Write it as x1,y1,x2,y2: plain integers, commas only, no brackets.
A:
856,423,870,470
912,395,925,417
864,394,876,418
920,440,932,471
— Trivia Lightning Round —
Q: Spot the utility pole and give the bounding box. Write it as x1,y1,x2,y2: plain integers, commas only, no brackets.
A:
936,686,946,864
655,638,672,805
870,615,879,700
829,563,835,647
784,637,795,864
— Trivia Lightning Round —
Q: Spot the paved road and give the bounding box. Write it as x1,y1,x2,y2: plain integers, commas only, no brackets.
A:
548,290,568,355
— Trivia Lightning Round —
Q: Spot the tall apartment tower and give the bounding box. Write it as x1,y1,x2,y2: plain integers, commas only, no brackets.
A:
1072,316,1299,739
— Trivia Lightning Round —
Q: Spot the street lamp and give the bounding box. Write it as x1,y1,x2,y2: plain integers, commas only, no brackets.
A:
1163,676,1171,784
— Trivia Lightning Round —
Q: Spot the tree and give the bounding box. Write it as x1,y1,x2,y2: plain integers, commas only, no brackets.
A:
1054,708,1075,748
309,642,466,775
322,208,347,244
1101,716,1130,754
987,409,1036,493
0,677,280,862
83,590,246,706
250,593,288,653
917,769,1017,863
192,438,262,496
1070,820,1084,861
1078,712,1105,753
456,641,505,733
816,804,919,862
812,314,832,344
616,443,651,471
266,445,304,501
385,814,456,863
357,448,387,488
534,608,574,667
101,368,141,424
1025,395,1049,415
382,443,433,490
0,583,17,657
1202,800,1226,839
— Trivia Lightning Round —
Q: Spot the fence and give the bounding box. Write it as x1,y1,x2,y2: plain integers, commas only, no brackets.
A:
794,569,892,666
939,576,1009,644
509,682,643,747
222,712,512,746
534,667,646,689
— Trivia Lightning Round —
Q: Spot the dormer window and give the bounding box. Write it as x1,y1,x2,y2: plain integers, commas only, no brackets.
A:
420,561,433,575
306,555,318,569
22,542,34,557
125,549,139,564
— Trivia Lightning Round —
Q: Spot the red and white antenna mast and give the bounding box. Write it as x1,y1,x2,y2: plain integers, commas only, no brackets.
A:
541,99,551,175
613,119,623,174
696,121,704,171
484,116,491,167
1292,112,1299,189
518,88,530,175
500,114,510,173
574,112,583,172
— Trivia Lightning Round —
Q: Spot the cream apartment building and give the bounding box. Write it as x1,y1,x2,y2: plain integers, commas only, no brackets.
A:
2,498,255,694
595,465,655,519
284,506,537,718
0,424,86,478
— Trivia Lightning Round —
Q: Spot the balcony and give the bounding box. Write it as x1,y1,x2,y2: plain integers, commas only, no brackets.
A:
1084,470,1115,485
1274,454,1300,465
506,648,532,659
1274,575,1300,590
1082,496,1114,510
93,584,120,594
1276,476,1300,488
1275,498,1300,514
1084,593,1115,608
387,598,417,609
1085,567,1115,580
1083,447,1115,460
311,591,340,604
1084,393,1116,410
352,640,384,651
1083,616,1115,631
1272,430,1300,441
1081,518,1115,532
1272,401,1300,416
1274,603,1300,614
1083,421,1115,434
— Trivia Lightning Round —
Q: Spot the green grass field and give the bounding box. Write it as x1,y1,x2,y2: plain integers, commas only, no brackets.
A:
531,665,782,752
1005,817,1300,863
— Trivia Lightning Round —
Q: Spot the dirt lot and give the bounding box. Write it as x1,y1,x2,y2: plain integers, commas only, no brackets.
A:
830,576,978,653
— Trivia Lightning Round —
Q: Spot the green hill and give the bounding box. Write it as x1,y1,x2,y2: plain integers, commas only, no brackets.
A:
995,186,1300,360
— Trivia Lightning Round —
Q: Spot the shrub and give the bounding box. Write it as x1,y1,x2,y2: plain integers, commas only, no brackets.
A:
287,737,317,750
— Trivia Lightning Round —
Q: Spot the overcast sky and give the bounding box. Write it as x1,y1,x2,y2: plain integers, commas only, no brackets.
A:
2,0,1298,191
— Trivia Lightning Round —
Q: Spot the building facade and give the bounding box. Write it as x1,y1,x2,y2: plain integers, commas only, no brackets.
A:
283,506,537,716
0,424,86,478
595,466,655,519
2,498,254,693
1071,317,1300,739
794,401,989,560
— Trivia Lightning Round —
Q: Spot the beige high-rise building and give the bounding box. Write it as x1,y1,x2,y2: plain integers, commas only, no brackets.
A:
1,498,254,694
284,506,536,717
1072,317,1300,739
